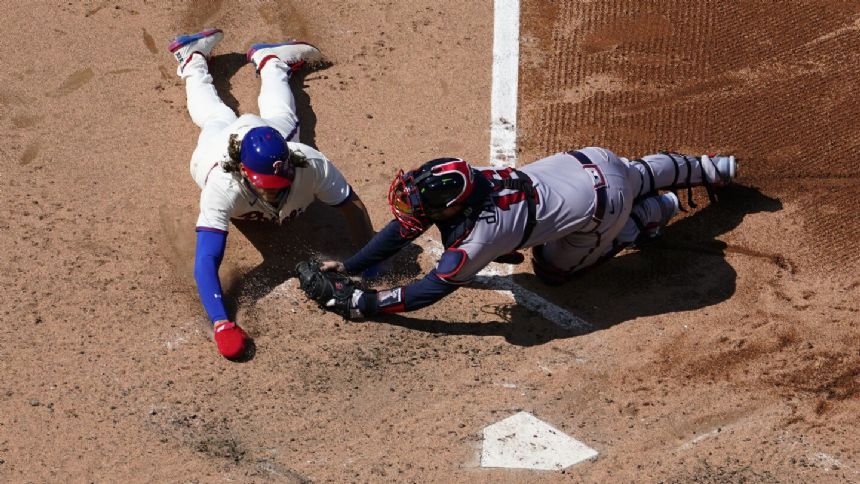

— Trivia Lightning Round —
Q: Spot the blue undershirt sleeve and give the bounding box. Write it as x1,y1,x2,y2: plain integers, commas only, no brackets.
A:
194,229,228,323
354,230,471,315
399,271,461,312
357,270,462,315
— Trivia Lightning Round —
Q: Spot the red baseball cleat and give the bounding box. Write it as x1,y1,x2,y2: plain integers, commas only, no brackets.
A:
213,321,248,360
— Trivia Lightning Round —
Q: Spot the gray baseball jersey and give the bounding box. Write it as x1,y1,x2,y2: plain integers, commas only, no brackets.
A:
445,147,637,282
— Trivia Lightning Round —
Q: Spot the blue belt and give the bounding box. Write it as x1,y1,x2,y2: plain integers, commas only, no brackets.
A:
568,150,608,232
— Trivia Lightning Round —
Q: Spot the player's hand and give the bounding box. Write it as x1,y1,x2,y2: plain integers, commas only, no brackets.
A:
320,260,346,273
213,320,248,360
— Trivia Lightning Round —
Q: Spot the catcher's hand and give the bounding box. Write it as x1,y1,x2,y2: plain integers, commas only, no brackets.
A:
296,259,367,319
320,260,346,273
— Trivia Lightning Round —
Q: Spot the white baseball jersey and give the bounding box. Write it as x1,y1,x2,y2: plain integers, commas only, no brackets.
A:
190,116,351,232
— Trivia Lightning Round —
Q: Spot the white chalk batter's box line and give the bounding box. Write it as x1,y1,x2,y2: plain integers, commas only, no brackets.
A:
423,238,593,332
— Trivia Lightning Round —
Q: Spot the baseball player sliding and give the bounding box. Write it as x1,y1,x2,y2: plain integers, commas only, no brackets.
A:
296,148,736,319
169,29,374,359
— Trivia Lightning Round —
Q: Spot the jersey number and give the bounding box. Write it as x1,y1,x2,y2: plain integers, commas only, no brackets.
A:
480,167,533,212
494,192,528,211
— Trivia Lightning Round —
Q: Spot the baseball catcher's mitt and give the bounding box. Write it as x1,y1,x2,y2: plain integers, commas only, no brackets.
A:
296,260,358,318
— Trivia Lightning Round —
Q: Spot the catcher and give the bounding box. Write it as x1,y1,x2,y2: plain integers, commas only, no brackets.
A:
169,29,374,359
297,148,736,319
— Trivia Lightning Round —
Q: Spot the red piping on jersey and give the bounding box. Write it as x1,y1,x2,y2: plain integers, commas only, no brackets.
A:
448,229,472,249
380,302,405,314
436,248,469,280
204,162,219,186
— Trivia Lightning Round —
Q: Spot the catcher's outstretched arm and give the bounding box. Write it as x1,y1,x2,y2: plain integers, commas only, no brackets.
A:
343,219,416,275
360,270,461,315
298,249,469,319
357,249,472,315
194,228,229,323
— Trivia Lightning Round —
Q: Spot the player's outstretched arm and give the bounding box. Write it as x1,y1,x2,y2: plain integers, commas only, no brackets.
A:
194,229,248,359
194,229,229,322
355,270,462,317
297,260,460,319
303,245,479,319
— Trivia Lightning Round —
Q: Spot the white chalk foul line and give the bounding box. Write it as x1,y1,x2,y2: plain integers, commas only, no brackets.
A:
485,0,591,332
474,273,594,333
424,239,593,332
490,0,520,167
489,0,519,283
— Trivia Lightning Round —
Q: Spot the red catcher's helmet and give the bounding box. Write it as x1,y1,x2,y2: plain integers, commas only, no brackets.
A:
388,158,475,237
239,126,293,190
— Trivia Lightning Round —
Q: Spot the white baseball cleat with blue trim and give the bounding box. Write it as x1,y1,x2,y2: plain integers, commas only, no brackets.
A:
247,41,323,73
168,28,224,74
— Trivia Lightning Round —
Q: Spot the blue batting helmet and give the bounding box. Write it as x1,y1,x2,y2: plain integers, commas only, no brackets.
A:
239,126,293,189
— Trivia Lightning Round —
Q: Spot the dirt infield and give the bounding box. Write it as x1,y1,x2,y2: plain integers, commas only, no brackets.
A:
1,0,859,482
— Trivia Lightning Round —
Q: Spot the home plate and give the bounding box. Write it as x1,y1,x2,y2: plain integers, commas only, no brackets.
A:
481,412,597,470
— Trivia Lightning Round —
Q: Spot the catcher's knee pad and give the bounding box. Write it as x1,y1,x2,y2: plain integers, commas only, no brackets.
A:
531,245,572,286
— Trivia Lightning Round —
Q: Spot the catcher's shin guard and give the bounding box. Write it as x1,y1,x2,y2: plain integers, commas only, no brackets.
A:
620,192,680,248
631,152,737,208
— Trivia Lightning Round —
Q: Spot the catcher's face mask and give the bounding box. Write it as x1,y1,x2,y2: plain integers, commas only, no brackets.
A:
388,159,476,238
388,169,429,238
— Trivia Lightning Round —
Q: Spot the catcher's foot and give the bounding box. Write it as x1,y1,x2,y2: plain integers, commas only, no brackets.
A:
213,321,248,360
632,192,680,248
701,154,737,188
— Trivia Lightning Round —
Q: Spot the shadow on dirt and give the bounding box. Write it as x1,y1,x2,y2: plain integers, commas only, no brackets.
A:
377,184,783,346
226,211,424,317
209,53,247,113
225,204,355,312
381,307,578,347
292,61,334,149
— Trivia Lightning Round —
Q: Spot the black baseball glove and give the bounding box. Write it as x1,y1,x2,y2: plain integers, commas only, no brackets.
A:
295,259,367,319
